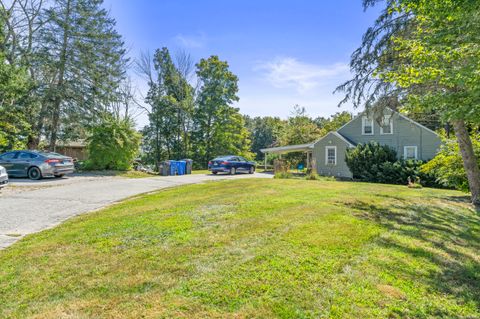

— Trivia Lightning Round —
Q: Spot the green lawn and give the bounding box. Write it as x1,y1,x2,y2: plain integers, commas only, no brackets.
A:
1,179,479,318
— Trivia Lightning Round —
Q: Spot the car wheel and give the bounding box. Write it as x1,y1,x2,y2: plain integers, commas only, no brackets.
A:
249,166,255,174
28,167,42,180
230,167,236,175
212,171,218,175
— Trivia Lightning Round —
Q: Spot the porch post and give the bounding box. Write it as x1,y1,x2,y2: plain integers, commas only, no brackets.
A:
264,153,267,171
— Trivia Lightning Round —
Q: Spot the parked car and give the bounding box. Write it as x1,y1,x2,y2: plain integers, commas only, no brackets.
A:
0,165,8,189
208,155,256,175
0,150,75,180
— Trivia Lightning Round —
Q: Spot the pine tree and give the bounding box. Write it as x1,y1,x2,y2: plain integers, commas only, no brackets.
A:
37,0,128,149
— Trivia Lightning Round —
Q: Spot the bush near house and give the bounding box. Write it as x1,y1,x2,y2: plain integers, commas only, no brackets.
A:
421,135,480,192
345,142,440,187
84,117,141,171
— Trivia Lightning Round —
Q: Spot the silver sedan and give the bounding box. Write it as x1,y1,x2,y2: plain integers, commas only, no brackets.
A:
0,165,8,188
0,150,75,180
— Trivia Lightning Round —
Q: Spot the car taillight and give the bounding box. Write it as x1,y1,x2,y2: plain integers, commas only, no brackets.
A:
208,161,212,165
45,159,60,164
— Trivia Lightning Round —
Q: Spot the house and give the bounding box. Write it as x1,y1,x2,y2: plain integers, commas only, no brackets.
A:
260,109,442,178
55,140,88,161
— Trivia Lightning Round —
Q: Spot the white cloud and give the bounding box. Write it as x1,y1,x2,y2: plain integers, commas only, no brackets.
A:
174,32,207,48
256,57,349,93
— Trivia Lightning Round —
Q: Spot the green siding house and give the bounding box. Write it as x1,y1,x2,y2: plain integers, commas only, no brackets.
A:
261,109,442,178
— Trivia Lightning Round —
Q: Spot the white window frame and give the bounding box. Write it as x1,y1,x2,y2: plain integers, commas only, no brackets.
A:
325,146,337,165
403,146,418,160
362,117,374,135
380,115,393,135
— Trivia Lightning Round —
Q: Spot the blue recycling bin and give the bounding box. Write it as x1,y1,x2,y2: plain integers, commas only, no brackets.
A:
169,161,177,175
177,161,186,175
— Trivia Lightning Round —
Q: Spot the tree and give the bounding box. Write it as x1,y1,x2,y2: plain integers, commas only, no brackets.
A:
85,116,141,170
141,48,195,167
244,115,285,160
280,105,322,146
337,0,480,205
37,0,128,150
193,56,252,166
0,9,31,152
314,111,352,135
422,135,480,192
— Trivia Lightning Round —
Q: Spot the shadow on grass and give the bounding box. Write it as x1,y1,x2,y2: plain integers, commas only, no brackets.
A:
342,196,480,315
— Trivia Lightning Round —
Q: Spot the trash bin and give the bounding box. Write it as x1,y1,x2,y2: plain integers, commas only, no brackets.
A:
159,161,170,176
181,159,193,174
177,161,187,175
169,161,178,175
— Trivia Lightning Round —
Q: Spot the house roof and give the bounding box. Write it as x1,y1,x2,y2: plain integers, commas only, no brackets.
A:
260,143,313,154
336,107,440,137
312,131,356,148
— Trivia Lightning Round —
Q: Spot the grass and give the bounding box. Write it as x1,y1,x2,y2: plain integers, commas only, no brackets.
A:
0,179,479,318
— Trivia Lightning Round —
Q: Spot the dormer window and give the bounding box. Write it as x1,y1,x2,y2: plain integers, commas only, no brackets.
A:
362,117,374,135
380,115,393,134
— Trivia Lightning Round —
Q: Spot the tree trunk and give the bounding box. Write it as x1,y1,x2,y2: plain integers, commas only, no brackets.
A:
453,119,480,206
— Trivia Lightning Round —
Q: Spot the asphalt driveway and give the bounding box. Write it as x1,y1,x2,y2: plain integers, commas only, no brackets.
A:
0,173,272,249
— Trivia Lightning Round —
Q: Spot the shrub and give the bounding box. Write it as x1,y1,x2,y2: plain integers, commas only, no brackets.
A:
345,142,441,187
305,171,321,180
274,171,293,179
421,135,480,191
84,117,141,171
345,142,397,181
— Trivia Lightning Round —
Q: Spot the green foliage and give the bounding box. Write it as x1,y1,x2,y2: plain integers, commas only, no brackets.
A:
345,142,397,180
193,56,253,165
314,111,353,135
421,135,480,191
143,48,195,166
280,105,322,146
345,142,439,186
85,117,141,170
274,171,293,179
0,12,31,152
244,115,285,160
305,171,321,180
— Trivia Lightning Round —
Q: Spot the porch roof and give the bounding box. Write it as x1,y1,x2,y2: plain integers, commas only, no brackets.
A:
260,143,314,154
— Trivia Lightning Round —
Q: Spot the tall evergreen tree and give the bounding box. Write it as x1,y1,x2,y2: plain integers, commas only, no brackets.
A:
193,56,252,166
36,0,128,149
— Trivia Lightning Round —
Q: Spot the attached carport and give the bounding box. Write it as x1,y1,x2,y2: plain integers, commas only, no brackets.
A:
260,143,314,171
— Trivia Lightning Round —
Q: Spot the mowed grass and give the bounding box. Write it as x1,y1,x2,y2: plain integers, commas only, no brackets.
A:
1,179,479,318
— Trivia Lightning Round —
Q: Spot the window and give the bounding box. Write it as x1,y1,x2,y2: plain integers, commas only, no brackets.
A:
0,152,17,160
18,152,35,159
380,115,393,134
362,117,374,135
325,146,337,165
404,146,418,160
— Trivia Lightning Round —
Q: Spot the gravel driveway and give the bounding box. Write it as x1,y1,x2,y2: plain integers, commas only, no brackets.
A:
0,173,272,249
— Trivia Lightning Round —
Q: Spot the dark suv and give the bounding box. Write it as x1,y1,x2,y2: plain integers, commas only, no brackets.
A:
208,156,256,175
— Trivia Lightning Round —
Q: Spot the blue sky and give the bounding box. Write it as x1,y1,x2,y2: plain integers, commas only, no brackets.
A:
102,0,381,126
